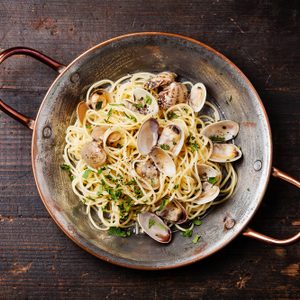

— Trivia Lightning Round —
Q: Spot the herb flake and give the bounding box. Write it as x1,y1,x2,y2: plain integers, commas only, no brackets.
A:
108,227,131,237
192,234,201,244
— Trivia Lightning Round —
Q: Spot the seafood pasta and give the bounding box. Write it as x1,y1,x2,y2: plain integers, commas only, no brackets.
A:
62,72,242,243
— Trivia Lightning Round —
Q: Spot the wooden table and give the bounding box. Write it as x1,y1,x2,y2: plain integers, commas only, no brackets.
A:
1,1,299,298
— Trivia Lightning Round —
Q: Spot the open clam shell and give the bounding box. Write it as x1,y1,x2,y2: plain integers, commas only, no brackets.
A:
129,88,159,115
157,123,185,156
157,199,188,224
188,82,206,113
150,147,176,177
133,159,160,190
209,143,242,163
144,71,177,90
195,182,220,205
81,141,107,169
201,120,239,142
91,126,108,142
87,89,110,110
197,164,220,181
137,118,159,155
76,101,89,124
137,212,172,243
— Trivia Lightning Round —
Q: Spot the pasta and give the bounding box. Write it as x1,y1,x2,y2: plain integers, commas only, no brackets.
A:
62,71,241,242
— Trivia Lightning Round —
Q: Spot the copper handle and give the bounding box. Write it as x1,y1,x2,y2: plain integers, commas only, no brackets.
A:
243,167,300,245
0,47,66,129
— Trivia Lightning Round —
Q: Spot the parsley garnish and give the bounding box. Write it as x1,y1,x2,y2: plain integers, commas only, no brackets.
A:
192,235,200,244
145,95,152,105
109,103,125,106
125,179,136,185
181,229,193,238
133,103,144,109
160,144,170,151
124,113,137,122
82,169,93,179
108,227,131,237
208,177,217,185
148,218,156,228
86,124,91,129
174,184,179,189
60,164,71,171
193,219,202,226
187,135,200,152
210,135,225,142
95,101,103,110
159,197,169,211
167,111,179,120
105,108,113,122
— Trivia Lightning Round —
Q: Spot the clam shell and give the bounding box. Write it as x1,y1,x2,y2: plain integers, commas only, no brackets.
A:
87,89,110,110
81,141,107,168
157,199,188,224
130,88,159,115
144,71,177,90
150,147,176,177
209,143,242,163
137,118,159,155
197,164,220,181
157,123,185,156
158,82,187,110
77,101,89,124
188,82,206,112
133,159,160,190
201,120,239,142
195,182,220,205
137,212,172,243
91,126,108,142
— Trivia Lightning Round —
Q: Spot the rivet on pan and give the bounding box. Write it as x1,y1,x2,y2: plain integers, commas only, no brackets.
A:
42,126,52,139
70,72,80,83
253,160,262,171
224,217,236,230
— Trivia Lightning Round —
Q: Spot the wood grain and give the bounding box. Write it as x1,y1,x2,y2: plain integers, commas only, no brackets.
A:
0,0,299,299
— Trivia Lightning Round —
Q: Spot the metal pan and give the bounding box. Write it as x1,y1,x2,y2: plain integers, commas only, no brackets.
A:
1,32,299,270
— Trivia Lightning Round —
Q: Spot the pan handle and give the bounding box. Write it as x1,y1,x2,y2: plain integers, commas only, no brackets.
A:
0,47,66,130
243,167,300,245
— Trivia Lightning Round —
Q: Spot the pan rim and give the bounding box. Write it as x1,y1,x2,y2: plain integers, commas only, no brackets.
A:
31,31,273,270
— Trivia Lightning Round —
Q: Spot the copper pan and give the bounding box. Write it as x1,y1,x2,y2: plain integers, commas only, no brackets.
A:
1,32,299,270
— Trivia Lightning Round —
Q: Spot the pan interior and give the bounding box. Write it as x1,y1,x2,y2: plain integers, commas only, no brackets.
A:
32,33,271,269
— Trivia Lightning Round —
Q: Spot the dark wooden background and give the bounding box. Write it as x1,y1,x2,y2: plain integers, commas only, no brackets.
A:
0,0,299,299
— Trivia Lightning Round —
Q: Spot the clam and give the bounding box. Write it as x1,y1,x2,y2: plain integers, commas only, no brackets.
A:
209,143,242,163
201,120,239,142
144,71,177,90
157,123,185,156
137,118,159,155
188,83,206,112
158,82,188,110
149,147,176,177
77,101,89,124
157,199,188,224
106,132,122,147
91,126,108,142
197,164,220,181
87,89,110,110
134,159,160,189
81,141,107,168
195,182,220,205
137,212,172,243
127,88,159,115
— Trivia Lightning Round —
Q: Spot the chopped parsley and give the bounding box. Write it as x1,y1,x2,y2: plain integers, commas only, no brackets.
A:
133,103,144,109
159,197,169,211
134,186,143,198
124,113,137,122
125,179,136,185
210,135,225,142
181,229,193,238
193,219,202,226
187,135,200,152
167,111,179,120
108,188,122,201
145,95,152,105
208,177,217,185
86,124,92,129
60,164,71,171
148,218,156,228
160,144,170,151
108,227,131,237
105,108,113,122
109,103,125,106
95,101,103,110
192,234,201,244
82,169,93,179
174,184,179,190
